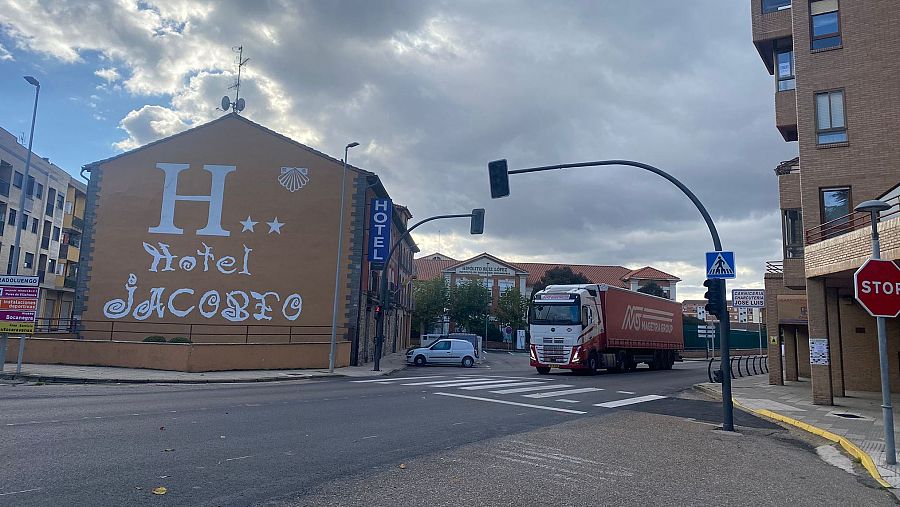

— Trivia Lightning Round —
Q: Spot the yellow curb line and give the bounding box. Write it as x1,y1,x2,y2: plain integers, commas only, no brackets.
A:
733,398,892,489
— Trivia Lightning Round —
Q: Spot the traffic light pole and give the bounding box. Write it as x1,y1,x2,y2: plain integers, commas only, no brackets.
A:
497,158,735,430
373,212,482,371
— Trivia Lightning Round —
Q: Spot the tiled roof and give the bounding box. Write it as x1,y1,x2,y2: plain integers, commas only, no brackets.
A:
624,266,681,282
414,257,457,281
513,263,633,288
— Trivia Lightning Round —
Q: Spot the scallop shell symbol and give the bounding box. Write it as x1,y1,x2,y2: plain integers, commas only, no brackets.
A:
278,167,310,192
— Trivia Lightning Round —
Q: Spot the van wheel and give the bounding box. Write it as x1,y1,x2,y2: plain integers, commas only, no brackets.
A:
414,355,426,367
536,367,551,375
462,356,474,368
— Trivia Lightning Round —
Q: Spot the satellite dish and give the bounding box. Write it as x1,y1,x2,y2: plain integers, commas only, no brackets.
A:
236,98,245,112
221,96,231,111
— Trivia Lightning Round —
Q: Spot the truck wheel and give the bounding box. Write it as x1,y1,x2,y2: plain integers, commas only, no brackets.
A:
414,355,426,367
587,354,599,376
536,367,551,375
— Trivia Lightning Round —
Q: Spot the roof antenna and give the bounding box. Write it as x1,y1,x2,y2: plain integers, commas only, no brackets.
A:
220,45,249,113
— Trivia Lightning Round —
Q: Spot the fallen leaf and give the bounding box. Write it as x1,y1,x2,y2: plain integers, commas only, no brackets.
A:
399,463,407,469
162,448,175,452
152,487,167,495
159,426,165,431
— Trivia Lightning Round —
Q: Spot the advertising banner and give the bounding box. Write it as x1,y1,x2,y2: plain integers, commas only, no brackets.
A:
0,276,39,334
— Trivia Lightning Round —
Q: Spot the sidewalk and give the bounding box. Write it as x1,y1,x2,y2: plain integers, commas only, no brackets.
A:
697,375,900,488
0,352,409,384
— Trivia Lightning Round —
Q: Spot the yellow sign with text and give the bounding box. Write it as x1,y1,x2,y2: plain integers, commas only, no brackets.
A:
0,321,35,334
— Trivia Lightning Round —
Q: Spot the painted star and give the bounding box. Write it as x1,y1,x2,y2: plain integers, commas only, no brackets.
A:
267,217,284,234
240,216,258,232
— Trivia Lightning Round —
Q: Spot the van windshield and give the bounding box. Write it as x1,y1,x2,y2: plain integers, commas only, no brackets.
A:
529,304,581,326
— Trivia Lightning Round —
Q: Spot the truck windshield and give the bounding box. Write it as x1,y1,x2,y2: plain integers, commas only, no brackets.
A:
529,304,581,325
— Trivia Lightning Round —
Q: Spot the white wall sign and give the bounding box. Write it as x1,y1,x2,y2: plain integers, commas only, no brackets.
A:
809,338,829,366
732,289,765,308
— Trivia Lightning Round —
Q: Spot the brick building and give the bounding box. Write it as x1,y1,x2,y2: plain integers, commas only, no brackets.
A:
752,0,900,403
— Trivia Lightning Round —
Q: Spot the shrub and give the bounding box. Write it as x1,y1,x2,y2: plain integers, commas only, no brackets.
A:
168,336,192,344
143,335,166,343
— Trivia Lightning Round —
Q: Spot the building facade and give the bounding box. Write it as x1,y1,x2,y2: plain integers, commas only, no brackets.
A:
752,0,900,403
0,127,87,330
2,113,414,372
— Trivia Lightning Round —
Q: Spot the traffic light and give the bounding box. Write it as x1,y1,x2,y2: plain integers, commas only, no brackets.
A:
703,279,725,319
488,159,510,198
470,208,485,234
373,304,383,321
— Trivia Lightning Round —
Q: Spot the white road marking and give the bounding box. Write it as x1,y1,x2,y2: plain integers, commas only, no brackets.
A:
0,488,43,497
594,394,666,408
399,377,488,386
224,455,252,462
458,381,547,391
523,387,603,399
361,435,378,440
433,392,586,414
555,399,580,404
616,391,636,395
490,384,574,394
404,379,511,388
351,376,446,383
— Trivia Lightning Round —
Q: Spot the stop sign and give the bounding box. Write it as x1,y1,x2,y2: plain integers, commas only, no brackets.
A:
854,259,900,317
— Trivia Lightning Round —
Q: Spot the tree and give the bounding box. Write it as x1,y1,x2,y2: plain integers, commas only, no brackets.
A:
411,278,449,335
447,280,491,333
495,287,528,331
531,266,591,299
637,281,667,298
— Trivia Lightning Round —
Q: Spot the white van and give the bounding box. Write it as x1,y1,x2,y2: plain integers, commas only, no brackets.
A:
406,339,477,368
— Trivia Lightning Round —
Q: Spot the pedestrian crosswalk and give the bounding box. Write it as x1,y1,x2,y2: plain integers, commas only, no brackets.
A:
350,375,666,414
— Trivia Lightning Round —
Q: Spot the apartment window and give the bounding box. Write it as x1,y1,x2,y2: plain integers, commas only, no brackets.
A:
763,0,791,13
56,194,64,210
35,182,43,199
52,226,60,241
24,252,34,270
8,208,16,227
26,175,34,196
64,201,73,214
774,40,795,91
810,0,841,49
20,212,28,230
46,188,56,216
820,186,851,239
6,246,13,273
815,90,847,144
13,171,23,188
48,258,56,273
783,209,804,258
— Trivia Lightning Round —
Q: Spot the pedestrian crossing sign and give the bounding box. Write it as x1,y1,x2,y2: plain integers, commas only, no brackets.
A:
706,251,736,279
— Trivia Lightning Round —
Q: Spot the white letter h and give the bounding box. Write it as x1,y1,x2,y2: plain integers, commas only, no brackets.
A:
149,163,236,236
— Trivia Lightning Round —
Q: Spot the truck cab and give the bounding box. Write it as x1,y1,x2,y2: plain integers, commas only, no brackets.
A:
528,284,604,374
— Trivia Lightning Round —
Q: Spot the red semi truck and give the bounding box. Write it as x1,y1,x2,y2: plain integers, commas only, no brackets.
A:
528,284,683,374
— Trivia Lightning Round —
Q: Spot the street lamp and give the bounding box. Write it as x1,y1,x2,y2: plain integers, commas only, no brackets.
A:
373,209,485,371
855,199,895,464
0,76,41,375
329,142,360,373
487,158,736,431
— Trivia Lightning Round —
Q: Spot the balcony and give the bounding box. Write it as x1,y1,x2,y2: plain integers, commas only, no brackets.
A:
806,196,900,246
751,0,793,72
63,276,77,290
775,89,798,141
71,215,84,231
805,209,900,278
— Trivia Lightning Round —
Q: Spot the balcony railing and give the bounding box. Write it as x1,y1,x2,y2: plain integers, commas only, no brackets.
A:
766,260,783,274
64,276,77,289
70,215,84,231
806,195,900,246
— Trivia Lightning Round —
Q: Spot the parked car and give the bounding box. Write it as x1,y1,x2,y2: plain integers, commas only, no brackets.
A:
419,333,482,358
406,339,477,368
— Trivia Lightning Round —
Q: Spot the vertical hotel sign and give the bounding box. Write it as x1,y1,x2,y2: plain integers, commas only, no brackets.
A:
0,275,40,334
368,198,392,270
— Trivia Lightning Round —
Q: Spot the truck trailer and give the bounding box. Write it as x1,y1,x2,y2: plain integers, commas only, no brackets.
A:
528,284,683,374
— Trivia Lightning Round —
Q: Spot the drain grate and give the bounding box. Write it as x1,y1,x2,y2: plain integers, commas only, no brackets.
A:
832,412,864,419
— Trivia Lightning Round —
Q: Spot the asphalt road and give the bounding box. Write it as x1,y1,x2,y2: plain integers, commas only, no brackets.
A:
1,353,893,506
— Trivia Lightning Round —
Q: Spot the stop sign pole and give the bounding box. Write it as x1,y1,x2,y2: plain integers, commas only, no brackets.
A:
853,200,896,465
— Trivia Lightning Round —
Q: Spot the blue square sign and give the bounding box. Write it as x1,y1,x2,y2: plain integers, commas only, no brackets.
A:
706,251,736,279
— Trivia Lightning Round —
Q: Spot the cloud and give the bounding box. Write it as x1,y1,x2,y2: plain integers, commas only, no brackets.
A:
0,43,12,61
94,67,120,83
0,0,798,300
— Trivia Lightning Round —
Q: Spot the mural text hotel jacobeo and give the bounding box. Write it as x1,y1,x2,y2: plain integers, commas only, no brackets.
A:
77,114,358,351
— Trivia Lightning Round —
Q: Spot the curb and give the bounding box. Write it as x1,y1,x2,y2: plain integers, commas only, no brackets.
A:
693,383,891,489
0,372,340,385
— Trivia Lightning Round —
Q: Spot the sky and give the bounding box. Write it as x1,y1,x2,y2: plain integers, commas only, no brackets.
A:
0,0,798,301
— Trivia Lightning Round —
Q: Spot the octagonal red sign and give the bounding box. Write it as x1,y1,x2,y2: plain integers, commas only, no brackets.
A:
854,259,900,318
